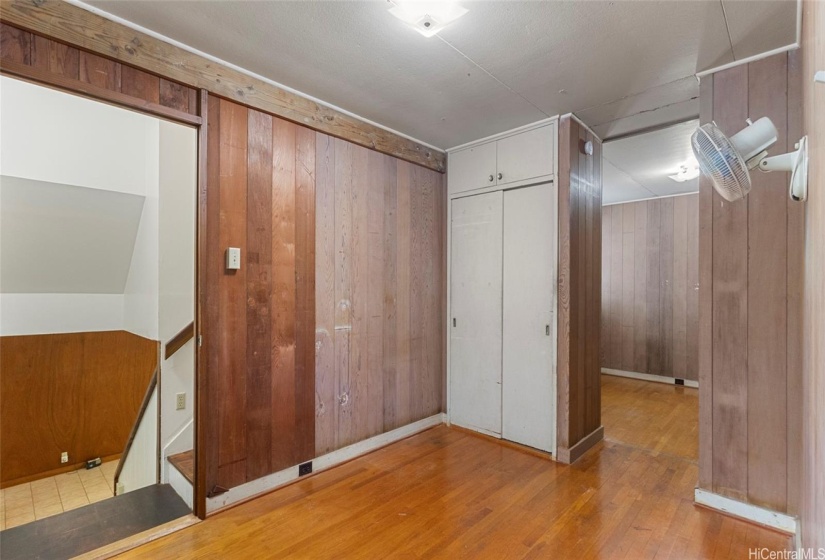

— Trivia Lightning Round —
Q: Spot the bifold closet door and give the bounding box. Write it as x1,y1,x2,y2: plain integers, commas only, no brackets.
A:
502,182,556,452
450,191,503,436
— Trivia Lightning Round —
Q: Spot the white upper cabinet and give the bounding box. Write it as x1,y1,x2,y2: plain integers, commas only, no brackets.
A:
496,124,555,186
448,140,497,194
448,121,556,196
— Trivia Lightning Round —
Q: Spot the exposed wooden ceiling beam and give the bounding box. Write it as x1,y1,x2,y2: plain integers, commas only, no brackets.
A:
0,0,446,173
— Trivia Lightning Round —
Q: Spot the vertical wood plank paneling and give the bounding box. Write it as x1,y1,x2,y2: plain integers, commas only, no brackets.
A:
660,196,675,376
601,195,698,380
600,206,611,367
557,116,603,461
409,164,426,425
31,36,78,79
646,199,663,375
785,46,804,518
366,150,386,438
686,194,700,381
120,65,160,103
79,51,121,91
159,78,191,113
698,74,715,490
711,63,749,501
382,155,399,432
672,196,688,378
271,117,298,469
621,204,635,371
314,134,337,455
610,200,624,368
633,202,648,373
746,53,788,511
245,109,274,481
294,125,316,463
0,22,31,64
334,139,354,448
395,162,413,429
216,99,249,489
349,144,371,444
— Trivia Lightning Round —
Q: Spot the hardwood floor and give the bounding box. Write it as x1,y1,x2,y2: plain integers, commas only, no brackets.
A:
1,460,117,530
601,374,699,461
116,377,789,560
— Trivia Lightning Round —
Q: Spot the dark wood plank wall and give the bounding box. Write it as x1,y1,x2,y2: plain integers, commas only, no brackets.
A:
557,116,603,462
0,23,198,116
204,97,316,491
601,195,699,380
314,136,445,456
0,331,158,487
698,50,803,514
800,0,825,548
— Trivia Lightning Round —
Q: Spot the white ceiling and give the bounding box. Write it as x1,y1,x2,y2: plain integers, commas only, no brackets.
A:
0,176,145,294
602,119,699,205
83,0,797,149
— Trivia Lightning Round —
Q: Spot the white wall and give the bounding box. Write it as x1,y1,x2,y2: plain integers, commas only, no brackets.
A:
158,121,197,469
0,76,158,196
0,294,124,336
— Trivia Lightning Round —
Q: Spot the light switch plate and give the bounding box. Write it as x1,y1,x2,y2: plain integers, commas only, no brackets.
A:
226,247,241,270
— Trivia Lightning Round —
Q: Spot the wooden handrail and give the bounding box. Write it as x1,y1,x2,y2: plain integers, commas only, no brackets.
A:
114,367,158,490
165,321,195,360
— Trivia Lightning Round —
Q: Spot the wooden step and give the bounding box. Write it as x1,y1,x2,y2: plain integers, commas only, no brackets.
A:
167,450,194,485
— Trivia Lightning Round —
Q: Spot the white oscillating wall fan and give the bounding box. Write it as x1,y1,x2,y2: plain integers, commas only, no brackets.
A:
691,117,808,202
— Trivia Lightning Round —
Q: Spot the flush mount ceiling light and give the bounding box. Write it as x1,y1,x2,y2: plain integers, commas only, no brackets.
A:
388,0,468,37
668,163,700,183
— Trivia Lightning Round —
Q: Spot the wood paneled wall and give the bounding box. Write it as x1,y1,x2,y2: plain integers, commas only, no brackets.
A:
556,115,604,463
0,22,198,118
698,51,803,514
0,331,158,487
204,96,446,493
204,97,316,491
314,135,445,455
601,195,699,380
800,0,825,548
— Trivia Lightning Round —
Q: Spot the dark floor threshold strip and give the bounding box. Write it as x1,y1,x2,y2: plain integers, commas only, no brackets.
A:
0,484,191,560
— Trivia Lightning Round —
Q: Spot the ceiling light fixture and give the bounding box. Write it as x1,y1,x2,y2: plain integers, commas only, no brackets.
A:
388,0,468,37
668,163,701,183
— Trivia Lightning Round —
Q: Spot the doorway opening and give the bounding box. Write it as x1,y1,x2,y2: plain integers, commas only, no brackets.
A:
0,75,198,558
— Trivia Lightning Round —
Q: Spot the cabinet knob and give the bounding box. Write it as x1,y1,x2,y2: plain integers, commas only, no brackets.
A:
488,174,494,182
498,172,503,180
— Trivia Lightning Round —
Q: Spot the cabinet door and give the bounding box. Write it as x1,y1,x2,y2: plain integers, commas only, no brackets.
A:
502,182,556,452
496,125,555,186
448,141,497,195
450,191,503,436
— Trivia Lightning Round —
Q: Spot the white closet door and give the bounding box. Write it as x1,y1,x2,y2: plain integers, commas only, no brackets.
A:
502,182,556,452
450,191,503,436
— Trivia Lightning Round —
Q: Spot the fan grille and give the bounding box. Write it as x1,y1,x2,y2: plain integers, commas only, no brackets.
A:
691,124,751,202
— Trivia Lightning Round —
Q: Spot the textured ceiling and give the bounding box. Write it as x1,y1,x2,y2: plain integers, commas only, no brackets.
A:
83,0,797,148
603,119,700,205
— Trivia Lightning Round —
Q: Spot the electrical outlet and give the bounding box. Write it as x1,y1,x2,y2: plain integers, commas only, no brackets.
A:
61,452,68,464
176,392,186,410
298,461,313,476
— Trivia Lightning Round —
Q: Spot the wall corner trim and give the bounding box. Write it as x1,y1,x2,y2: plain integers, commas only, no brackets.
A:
694,488,798,534
205,413,446,514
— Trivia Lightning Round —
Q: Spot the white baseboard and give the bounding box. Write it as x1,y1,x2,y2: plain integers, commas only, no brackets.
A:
694,488,797,534
602,368,699,388
206,413,445,514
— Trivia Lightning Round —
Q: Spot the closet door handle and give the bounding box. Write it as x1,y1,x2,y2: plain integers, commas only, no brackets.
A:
488,174,494,182
498,172,503,181
453,318,457,328
545,325,550,336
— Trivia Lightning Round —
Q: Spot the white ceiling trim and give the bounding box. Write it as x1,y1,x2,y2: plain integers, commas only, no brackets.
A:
695,42,799,78
68,0,446,154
